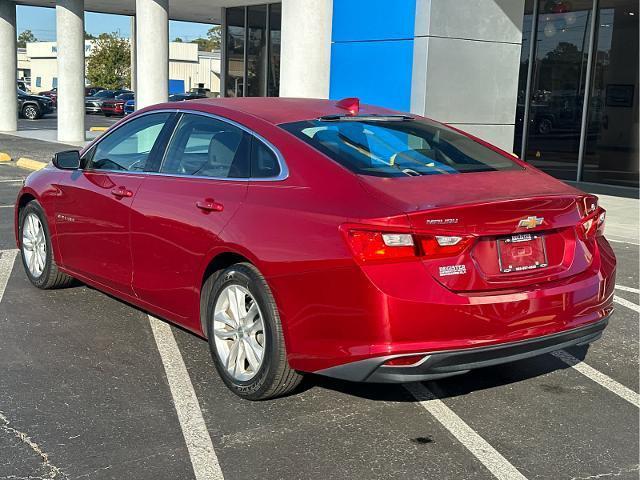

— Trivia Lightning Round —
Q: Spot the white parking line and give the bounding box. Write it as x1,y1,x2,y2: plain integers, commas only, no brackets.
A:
0,250,18,303
148,315,224,480
613,296,640,314
405,383,528,480
0,205,14,208
607,238,640,246
552,350,639,408
615,284,640,295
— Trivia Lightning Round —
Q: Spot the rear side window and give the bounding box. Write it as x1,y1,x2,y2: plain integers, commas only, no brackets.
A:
161,114,250,178
280,118,521,177
250,137,281,178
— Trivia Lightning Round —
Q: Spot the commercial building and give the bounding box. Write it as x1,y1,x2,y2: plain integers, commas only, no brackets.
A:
21,40,220,94
0,0,637,190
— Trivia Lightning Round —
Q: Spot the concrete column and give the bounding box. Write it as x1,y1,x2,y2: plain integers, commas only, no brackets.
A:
56,0,85,143
130,16,136,93
411,0,525,151
0,0,17,132
136,0,168,108
280,0,332,98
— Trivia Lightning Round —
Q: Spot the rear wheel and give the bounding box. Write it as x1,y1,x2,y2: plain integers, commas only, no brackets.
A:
22,103,40,120
204,263,302,400
19,201,74,289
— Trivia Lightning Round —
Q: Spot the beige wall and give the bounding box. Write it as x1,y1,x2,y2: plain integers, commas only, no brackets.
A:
24,41,220,94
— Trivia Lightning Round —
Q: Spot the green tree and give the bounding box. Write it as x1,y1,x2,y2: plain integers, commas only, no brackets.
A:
85,31,96,40
191,25,221,51
17,30,37,48
86,33,131,89
173,37,183,42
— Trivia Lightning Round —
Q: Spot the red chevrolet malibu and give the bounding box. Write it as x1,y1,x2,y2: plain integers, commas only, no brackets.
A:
15,98,615,400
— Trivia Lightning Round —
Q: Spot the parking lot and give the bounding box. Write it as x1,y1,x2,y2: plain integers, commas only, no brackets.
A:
17,112,118,132
0,139,638,479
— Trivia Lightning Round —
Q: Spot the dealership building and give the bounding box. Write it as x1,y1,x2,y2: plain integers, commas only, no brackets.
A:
0,0,637,191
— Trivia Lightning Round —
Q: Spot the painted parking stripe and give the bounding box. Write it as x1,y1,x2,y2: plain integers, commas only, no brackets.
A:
552,350,639,408
0,250,18,303
405,383,528,480
607,238,640,246
615,284,640,295
613,296,640,314
148,315,224,480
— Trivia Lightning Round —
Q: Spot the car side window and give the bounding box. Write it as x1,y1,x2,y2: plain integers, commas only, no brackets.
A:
250,137,281,178
87,113,171,172
161,114,250,178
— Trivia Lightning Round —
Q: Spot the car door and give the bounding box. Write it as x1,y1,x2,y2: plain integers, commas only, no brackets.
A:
54,112,174,295
130,112,251,330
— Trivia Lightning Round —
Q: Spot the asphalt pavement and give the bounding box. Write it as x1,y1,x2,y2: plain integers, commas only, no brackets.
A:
18,112,118,131
0,144,638,479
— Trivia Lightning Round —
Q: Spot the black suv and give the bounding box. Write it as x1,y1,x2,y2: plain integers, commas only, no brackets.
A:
17,89,54,120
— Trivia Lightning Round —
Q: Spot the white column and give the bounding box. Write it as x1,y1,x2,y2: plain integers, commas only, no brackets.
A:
56,0,85,143
130,16,136,93
0,0,17,132
136,0,168,108
411,0,525,151
279,0,333,98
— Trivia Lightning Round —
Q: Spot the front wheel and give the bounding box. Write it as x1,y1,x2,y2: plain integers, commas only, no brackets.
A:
204,263,302,400
19,201,75,289
22,103,40,120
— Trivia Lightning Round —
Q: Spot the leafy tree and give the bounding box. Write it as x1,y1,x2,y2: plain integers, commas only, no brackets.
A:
85,31,96,40
86,32,131,90
173,37,183,42
17,30,37,48
191,25,221,51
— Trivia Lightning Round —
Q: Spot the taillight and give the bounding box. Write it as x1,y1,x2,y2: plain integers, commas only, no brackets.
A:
343,227,474,264
578,207,606,239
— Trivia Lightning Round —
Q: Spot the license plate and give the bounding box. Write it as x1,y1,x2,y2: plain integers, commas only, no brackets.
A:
497,233,548,273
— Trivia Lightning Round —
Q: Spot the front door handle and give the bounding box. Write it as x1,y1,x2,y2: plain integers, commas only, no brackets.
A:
111,186,133,198
196,199,224,212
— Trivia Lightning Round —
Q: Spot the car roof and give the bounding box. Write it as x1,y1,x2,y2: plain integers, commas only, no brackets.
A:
149,97,400,125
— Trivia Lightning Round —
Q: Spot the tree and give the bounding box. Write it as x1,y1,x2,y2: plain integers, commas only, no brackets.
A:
86,33,131,90
173,37,183,42
191,25,221,52
85,31,96,40
17,30,37,48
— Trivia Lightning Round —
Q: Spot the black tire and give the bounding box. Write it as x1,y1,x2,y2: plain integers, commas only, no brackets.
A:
104,113,112,117
537,118,553,135
22,103,41,120
19,201,75,289
204,263,302,400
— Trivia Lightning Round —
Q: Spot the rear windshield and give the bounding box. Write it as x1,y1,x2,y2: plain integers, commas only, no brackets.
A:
280,118,522,177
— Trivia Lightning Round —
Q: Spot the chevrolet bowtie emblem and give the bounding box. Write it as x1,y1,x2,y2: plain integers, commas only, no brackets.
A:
518,216,544,229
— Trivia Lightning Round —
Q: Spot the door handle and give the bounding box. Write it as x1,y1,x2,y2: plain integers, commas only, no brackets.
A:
111,186,133,198
196,199,224,212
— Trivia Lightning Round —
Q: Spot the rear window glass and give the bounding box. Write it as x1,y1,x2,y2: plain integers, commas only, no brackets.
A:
280,118,521,177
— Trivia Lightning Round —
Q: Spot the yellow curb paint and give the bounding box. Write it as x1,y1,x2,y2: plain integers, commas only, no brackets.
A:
0,152,11,162
16,157,46,171
89,126,109,132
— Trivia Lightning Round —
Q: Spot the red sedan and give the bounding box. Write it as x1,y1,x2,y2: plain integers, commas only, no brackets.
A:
14,98,615,400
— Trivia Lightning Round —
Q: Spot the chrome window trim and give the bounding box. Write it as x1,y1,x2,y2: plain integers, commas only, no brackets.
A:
81,108,289,182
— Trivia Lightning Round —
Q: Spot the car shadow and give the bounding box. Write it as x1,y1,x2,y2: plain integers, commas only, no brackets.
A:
305,345,591,402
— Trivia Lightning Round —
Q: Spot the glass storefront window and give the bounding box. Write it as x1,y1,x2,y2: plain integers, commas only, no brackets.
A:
515,0,639,189
225,7,246,97
223,4,281,98
268,4,281,97
246,5,268,97
581,0,639,187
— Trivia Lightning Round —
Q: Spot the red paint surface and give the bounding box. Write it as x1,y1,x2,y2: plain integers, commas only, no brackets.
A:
15,98,616,374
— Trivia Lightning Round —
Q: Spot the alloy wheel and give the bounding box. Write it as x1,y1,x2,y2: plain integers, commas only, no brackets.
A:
22,213,47,278
24,105,38,120
213,284,266,381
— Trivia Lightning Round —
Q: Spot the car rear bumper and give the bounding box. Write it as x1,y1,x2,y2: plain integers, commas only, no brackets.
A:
316,316,609,383
85,105,102,112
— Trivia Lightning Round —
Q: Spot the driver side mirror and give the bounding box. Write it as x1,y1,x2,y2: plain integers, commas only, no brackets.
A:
53,150,81,170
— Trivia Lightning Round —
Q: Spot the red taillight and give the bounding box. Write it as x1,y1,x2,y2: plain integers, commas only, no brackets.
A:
384,354,425,366
578,207,606,239
343,228,474,264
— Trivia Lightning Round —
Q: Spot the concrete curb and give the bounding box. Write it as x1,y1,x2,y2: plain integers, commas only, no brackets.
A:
0,152,11,162
89,126,109,132
16,157,47,171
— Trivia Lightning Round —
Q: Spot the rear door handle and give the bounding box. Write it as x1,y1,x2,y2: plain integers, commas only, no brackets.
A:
111,187,133,198
196,199,224,212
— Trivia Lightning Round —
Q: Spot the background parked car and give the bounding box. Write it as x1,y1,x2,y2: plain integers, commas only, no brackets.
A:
85,86,105,97
85,89,132,114
101,92,135,117
38,87,57,107
17,80,29,93
17,88,54,120
169,93,208,102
